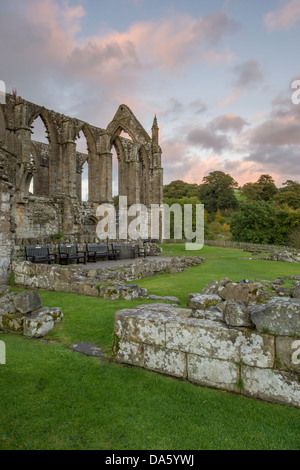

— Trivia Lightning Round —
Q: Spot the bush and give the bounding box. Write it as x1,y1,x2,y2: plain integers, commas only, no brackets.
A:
287,225,300,249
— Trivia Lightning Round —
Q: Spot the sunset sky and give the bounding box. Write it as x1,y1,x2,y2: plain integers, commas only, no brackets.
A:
1,0,300,191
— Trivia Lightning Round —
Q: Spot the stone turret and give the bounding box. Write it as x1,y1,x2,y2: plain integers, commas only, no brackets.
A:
151,115,159,148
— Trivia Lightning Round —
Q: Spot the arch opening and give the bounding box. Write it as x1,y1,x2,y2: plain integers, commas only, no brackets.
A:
76,130,89,202
30,116,49,195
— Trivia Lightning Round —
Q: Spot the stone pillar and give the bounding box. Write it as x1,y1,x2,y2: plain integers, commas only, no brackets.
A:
0,176,12,284
61,119,77,198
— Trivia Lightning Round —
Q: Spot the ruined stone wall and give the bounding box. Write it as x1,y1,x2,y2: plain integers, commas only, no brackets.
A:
12,256,205,295
114,280,300,408
114,303,300,408
0,152,14,284
0,94,163,279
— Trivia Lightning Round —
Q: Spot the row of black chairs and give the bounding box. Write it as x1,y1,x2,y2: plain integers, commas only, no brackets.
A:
25,243,146,265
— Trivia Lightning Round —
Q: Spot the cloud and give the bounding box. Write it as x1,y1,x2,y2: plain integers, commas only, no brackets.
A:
159,98,207,122
187,126,230,152
0,0,240,128
220,59,264,108
189,99,207,115
232,60,264,90
208,113,249,133
250,117,300,146
70,10,238,73
264,0,300,31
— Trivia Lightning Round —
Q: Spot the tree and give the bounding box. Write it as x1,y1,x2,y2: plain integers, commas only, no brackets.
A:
288,225,300,249
163,180,200,200
241,174,277,202
231,201,300,245
274,180,300,209
257,174,278,201
230,201,276,244
198,171,238,214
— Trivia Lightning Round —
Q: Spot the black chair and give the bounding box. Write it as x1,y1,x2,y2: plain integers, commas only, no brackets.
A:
86,243,117,262
25,246,57,264
111,243,124,260
58,244,86,265
130,244,146,258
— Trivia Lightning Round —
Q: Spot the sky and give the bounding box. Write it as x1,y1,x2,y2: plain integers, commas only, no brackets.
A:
1,0,300,193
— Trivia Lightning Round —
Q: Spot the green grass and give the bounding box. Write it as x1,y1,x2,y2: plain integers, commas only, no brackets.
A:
0,244,300,450
234,189,247,202
137,244,300,305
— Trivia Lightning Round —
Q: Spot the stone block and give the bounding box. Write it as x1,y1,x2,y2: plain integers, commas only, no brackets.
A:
165,317,243,362
115,308,168,347
201,278,232,295
241,365,300,408
82,284,99,297
0,296,16,316
120,286,139,301
224,300,253,327
241,332,275,368
291,281,300,299
116,339,144,367
219,282,261,304
275,336,300,374
2,313,24,334
250,297,300,336
187,294,222,310
36,307,63,323
144,344,186,378
187,355,239,392
13,290,42,314
23,312,55,338
192,309,224,322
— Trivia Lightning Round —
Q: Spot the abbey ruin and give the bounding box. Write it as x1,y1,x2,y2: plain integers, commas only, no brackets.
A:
0,93,163,283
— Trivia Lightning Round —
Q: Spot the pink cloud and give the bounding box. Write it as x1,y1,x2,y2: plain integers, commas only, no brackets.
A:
264,0,300,31
25,0,85,58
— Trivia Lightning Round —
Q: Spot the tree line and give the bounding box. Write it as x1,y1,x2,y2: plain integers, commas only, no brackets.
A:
163,172,300,248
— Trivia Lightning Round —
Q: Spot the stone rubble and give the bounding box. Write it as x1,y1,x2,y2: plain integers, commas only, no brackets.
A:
0,290,62,338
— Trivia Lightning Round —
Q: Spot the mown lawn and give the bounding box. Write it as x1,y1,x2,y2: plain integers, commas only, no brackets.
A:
0,244,299,450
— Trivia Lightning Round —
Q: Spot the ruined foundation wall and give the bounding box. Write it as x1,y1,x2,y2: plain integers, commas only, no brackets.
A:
114,304,300,408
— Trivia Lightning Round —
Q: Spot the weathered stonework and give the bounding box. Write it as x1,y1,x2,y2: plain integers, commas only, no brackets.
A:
12,256,205,298
114,280,300,408
0,290,62,338
0,93,163,284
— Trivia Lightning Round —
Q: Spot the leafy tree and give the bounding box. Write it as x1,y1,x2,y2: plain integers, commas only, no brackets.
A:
274,180,300,209
288,225,300,249
231,201,300,245
257,174,278,201
241,174,277,202
215,209,225,224
272,207,300,244
163,180,200,200
198,171,238,214
230,201,276,244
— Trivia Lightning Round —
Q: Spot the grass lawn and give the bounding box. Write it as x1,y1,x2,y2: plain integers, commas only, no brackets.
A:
0,244,299,450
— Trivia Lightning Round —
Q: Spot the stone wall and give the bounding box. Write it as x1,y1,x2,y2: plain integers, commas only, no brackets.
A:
12,256,206,297
114,281,300,408
0,155,13,284
204,239,299,253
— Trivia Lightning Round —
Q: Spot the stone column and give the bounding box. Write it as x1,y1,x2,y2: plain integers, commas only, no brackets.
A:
0,175,12,284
